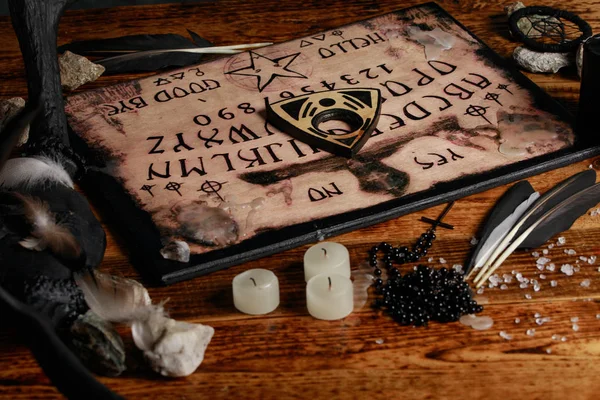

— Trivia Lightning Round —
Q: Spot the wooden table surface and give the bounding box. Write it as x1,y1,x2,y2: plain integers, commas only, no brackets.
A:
2,0,600,398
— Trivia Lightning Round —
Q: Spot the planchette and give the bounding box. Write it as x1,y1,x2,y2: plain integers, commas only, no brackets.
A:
265,88,382,157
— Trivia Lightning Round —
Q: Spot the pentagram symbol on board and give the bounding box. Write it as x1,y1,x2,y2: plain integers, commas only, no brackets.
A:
225,51,308,92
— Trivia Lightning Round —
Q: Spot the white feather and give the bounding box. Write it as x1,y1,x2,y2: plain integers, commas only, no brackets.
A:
0,156,73,189
472,191,540,270
19,236,43,251
75,270,157,323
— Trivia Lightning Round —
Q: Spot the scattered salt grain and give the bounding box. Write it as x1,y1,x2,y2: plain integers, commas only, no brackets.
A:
460,314,494,330
428,257,434,263
596,314,600,319
560,264,574,276
546,348,552,354
548,244,555,250
571,317,579,323
539,274,546,280
525,294,532,299
519,282,528,289
470,237,479,245
536,317,550,325
476,287,485,295
590,207,600,217
589,256,597,264
515,318,521,324
550,280,558,287
572,324,580,332
546,264,556,272
489,274,502,286
581,279,591,288
561,336,567,342
500,284,508,290
534,313,541,318
537,257,550,265
552,334,560,340
526,328,536,336
375,338,384,344
499,331,512,340
557,237,566,245
439,258,446,264
516,273,524,281
531,251,540,258
580,256,588,262
542,249,549,255
537,264,545,271
503,274,513,283
567,249,577,255
589,164,594,169
533,283,541,292
452,264,463,274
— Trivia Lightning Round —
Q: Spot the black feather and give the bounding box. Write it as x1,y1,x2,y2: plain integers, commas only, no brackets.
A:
465,180,535,275
58,31,212,74
473,169,597,286
516,169,596,248
517,183,600,248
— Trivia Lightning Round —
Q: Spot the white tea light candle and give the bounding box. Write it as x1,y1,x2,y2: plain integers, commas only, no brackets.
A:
232,269,279,315
304,242,351,282
306,273,353,320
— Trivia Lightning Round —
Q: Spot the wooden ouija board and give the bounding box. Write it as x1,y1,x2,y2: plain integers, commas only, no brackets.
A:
65,2,600,284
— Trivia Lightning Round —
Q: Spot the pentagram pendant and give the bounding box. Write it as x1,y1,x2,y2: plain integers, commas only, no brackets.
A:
265,88,382,158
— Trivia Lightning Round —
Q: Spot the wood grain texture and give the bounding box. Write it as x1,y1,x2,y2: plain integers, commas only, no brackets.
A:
1,0,600,399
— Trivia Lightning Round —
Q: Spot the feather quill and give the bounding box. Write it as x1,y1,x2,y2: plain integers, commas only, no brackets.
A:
474,169,597,286
14,193,81,260
465,180,536,277
74,270,158,323
468,191,540,277
58,31,213,74
477,182,600,286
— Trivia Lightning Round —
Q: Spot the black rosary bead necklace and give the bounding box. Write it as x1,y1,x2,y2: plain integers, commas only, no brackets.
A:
369,202,483,327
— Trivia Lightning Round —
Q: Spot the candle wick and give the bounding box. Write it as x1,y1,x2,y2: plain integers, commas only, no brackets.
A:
328,276,332,291
322,248,327,257
250,277,257,286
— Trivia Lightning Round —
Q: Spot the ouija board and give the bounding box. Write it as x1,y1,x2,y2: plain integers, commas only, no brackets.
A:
65,2,600,284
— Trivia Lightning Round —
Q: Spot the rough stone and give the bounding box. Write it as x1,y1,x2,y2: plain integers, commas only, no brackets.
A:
506,2,560,40
59,51,105,91
132,312,214,377
505,1,525,17
70,310,126,376
513,46,573,73
160,240,190,263
0,97,29,146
